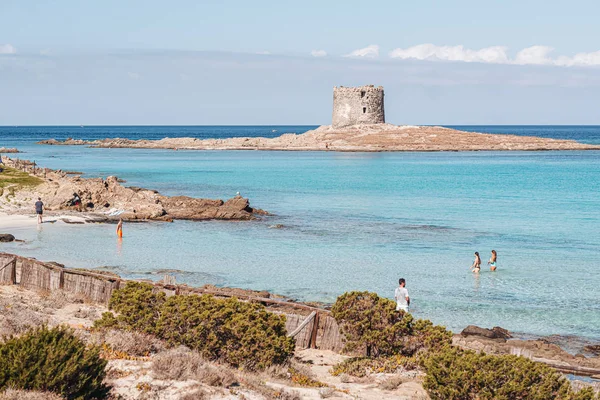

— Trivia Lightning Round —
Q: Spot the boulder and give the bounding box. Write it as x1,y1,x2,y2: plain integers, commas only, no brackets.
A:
461,325,512,340
0,234,15,242
585,345,600,356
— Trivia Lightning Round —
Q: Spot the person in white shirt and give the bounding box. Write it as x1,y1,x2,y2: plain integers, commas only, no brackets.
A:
394,278,410,312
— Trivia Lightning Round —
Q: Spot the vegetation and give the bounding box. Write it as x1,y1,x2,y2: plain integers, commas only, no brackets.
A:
94,281,295,370
330,291,598,399
331,291,452,357
331,355,419,377
0,167,43,189
0,326,109,400
421,346,598,400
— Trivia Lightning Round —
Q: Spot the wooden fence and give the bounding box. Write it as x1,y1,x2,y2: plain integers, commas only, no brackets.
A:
0,252,344,352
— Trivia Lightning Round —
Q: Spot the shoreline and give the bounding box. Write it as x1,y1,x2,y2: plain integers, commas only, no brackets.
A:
0,156,268,222
37,124,600,152
0,250,598,382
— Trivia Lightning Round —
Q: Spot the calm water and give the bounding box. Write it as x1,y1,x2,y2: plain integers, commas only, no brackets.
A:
1,126,599,340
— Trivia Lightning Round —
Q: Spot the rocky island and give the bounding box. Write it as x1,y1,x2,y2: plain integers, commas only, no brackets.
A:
37,85,600,152
37,123,600,152
0,157,266,222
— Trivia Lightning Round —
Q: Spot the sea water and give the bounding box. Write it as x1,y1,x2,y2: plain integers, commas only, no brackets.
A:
0,126,599,340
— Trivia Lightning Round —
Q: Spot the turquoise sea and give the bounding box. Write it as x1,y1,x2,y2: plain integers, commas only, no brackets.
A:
1,126,599,341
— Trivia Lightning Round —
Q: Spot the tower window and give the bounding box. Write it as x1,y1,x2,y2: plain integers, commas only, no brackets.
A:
363,107,367,113
361,91,366,98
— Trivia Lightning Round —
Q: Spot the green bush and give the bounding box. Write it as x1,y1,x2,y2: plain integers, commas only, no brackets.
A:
95,281,165,334
0,326,109,400
331,291,451,357
421,346,581,400
156,294,294,370
95,281,295,370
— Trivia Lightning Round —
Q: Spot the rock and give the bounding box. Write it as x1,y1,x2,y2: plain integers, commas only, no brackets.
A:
461,325,512,340
0,234,15,242
584,345,600,356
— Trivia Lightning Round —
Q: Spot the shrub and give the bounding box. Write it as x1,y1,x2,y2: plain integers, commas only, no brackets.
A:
0,326,109,400
94,282,295,371
421,346,577,400
96,281,165,334
155,295,294,370
331,291,451,357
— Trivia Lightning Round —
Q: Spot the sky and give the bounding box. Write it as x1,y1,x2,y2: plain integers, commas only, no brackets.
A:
1,0,600,125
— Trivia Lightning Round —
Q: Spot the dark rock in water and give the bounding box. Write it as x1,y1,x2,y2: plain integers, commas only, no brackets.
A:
461,325,512,340
61,218,85,225
584,344,600,356
0,234,15,242
269,224,285,229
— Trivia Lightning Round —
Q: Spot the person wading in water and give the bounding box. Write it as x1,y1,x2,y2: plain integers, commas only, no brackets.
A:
471,252,481,273
488,250,498,271
394,278,410,313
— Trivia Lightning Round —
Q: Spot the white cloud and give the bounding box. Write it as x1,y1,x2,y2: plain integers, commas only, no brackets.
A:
389,43,600,67
127,72,141,80
514,46,554,65
344,44,379,58
310,49,327,57
0,44,16,54
390,44,509,64
255,51,271,55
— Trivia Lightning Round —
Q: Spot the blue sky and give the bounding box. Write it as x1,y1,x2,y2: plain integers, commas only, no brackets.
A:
1,0,600,125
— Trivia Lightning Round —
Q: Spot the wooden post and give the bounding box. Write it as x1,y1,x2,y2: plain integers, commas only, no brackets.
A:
309,312,320,349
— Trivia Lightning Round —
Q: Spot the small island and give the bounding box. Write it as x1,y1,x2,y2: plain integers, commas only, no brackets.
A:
37,85,600,152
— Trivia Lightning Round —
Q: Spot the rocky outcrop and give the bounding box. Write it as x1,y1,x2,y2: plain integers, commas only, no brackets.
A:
461,325,512,340
0,234,15,242
454,327,600,377
36,124,600,152
0,157,266,222
0,147,20,153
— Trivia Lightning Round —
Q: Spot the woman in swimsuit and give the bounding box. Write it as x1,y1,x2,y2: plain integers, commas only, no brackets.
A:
116,218,123,238
488,250,497,271
471,252,481,273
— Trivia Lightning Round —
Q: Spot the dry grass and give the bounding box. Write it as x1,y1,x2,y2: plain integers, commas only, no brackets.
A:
0,389,63,400
88,329,164,357
37,289,87,310
179,389,208,400
0,295,48,337
379,375,408,391
151,347,237,387
319,387,336,398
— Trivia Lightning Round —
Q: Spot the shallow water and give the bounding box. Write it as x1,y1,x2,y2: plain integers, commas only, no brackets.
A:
1,126,599,339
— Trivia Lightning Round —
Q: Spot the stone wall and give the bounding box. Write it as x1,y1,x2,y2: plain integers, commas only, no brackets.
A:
332,85,385,128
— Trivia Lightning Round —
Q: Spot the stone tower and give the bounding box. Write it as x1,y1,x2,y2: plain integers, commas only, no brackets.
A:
332,85,385,128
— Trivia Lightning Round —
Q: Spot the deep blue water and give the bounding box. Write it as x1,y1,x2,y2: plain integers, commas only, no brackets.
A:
1,125,599,340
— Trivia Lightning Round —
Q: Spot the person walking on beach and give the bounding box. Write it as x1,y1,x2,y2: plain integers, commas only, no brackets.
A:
471,252,481,273
394,278,410,313
488,250,497,271
34,197,44,224
116,218,123,238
